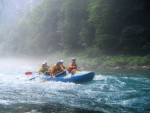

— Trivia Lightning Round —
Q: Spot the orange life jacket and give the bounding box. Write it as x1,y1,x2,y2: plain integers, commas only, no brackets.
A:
50,64,65,76
68,62,77,72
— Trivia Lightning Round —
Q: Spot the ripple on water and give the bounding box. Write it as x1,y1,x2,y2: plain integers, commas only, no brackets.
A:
0,64,150,113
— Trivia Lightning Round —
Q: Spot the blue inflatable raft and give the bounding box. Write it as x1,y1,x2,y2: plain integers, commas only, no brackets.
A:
42,71,95,83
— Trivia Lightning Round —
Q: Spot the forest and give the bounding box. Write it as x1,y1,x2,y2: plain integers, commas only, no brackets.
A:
0,0,150,59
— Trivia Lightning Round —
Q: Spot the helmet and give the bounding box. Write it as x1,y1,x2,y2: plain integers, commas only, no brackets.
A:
57,60,61,65
44,61,47,63
60,60,63,63
42,62,45,65
72,58,76,61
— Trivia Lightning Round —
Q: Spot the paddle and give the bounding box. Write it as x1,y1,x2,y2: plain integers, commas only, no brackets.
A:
25,71,39,75
29,70,66,80
29,72,62,80
29,73,44,80
55,71,66,77
29,76,39,80
25,72,33,75
26,72,39,80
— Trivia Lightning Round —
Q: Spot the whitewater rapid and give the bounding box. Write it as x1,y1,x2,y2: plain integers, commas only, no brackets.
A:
0,58,150,113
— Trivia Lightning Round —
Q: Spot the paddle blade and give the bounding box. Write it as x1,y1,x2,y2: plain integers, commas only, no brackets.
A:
25,72,33,75
29,76,38,80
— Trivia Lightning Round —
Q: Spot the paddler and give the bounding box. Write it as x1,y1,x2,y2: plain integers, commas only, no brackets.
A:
38,62,50,75
44,61,49,68
68,58,78,74
50,60,66,77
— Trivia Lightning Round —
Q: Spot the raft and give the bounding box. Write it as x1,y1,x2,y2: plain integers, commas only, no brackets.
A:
42,71,95,83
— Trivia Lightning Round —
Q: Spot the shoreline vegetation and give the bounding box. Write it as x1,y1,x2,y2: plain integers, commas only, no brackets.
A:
1,0,150,60
43,53,150,72
77,55,150,72
2,53,150,72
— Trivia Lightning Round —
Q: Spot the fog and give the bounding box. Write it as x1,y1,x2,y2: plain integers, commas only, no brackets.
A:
0,0,44,57
0,54,71,73
0,55,61,67
0,57,41,67
0,0,42,24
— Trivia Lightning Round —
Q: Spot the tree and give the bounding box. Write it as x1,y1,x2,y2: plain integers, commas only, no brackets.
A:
58,0,90,53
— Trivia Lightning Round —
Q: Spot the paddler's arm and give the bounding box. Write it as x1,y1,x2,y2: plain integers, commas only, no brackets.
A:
50,66,54,77
60,65,66,72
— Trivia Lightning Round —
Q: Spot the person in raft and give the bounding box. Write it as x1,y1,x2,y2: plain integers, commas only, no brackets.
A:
50,60,66,77
68,58,78,74
38,62,50,75
59,60,66,69
44,61,50,68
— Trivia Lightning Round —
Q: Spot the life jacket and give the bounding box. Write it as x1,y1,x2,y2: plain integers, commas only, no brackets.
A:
43,66,49,72
50,64,65,76
38,66,49,74
68,62,77,72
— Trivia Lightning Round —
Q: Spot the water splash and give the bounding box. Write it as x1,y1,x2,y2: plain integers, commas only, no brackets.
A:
0,58,150,113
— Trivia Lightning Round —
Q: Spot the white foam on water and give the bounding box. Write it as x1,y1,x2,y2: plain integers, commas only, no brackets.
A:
0,58,150,113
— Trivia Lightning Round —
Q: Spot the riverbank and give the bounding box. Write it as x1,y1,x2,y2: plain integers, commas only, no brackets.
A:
77,55,150,72
42,53,150,72
3,53,150,72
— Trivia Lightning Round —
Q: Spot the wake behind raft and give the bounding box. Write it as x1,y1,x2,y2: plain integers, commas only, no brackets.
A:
35,71,95,83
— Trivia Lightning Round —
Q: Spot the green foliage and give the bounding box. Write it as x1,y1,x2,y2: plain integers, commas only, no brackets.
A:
120,25,145,54
79,55,150,69
85,46,100,58
0,0,149,56
129,55,150,65
58,0,90,52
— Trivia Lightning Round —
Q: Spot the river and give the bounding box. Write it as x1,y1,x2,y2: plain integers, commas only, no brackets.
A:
0,58,150,113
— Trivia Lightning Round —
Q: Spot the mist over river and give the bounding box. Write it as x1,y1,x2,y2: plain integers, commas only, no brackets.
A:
0,58,150,113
